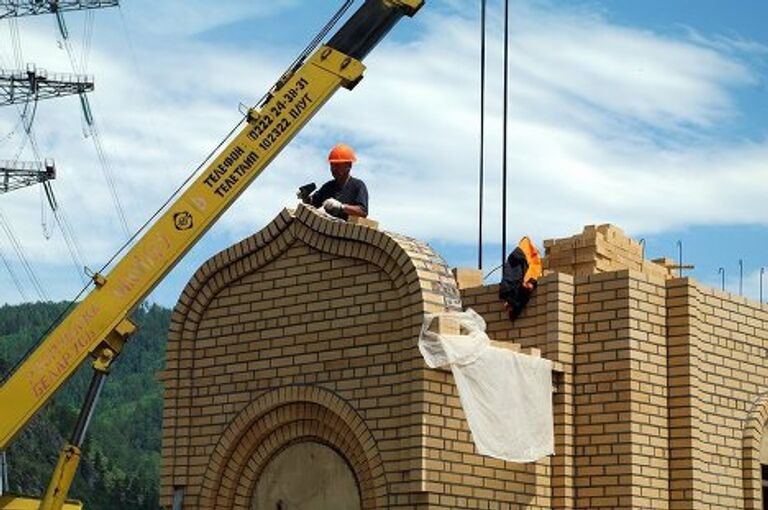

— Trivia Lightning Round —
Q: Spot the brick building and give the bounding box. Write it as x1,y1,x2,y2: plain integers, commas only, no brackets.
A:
160,206,768,509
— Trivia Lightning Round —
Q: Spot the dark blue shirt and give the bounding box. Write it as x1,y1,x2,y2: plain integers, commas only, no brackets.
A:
311,176,368,220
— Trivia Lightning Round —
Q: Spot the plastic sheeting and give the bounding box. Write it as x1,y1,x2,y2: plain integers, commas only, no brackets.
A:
419,309,554,463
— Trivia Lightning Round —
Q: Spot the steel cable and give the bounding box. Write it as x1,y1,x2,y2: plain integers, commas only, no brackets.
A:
0,209,48,301
57,10,132,238
0,241,28,302
478,0,486,270
502,0,509,265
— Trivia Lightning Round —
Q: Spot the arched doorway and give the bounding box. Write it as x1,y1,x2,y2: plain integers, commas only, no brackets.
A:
760,428,768,509
744,394,768,510
252,441,362,510
198,387,389,510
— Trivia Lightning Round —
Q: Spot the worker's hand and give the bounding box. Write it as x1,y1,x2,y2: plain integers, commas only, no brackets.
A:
323,198,343,215
296,189,311,204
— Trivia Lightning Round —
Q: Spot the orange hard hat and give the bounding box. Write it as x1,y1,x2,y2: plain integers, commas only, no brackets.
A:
327,143,357,163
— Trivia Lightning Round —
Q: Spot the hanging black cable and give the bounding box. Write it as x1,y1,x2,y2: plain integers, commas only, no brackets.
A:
478,0,486,271
502,0,509,265
260,0,355,108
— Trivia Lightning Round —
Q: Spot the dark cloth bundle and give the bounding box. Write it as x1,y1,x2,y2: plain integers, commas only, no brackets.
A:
498,247,536,320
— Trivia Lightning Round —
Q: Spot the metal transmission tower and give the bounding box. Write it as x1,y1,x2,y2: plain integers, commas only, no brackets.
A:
0,0,118,19
0,65,93,107
0,160,55,194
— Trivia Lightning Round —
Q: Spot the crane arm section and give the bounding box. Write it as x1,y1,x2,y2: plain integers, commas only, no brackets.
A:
0,0,424,449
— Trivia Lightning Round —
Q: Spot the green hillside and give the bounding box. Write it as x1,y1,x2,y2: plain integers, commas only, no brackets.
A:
0,301,170,510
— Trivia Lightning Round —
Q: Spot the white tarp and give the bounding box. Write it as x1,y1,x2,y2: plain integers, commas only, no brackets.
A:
419,309,554,463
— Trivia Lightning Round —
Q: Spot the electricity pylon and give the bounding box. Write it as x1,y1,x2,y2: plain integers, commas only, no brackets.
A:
0,0,118,19
0,160,55,194
0,65,93,107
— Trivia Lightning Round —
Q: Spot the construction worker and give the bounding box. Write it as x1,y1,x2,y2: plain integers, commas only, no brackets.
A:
305,143,368,220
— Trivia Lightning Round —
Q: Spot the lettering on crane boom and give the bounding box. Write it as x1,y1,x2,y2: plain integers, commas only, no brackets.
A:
27,303,101,398
203,147,259,198
201,78,315,200
112,232,173,299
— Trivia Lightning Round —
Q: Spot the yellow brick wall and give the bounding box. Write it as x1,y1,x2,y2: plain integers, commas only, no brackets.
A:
667,279,768,510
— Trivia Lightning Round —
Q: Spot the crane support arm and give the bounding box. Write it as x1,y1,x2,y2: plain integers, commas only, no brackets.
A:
0,0,424,450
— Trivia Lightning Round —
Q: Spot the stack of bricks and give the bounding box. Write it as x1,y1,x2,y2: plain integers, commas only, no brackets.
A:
544,224,671,280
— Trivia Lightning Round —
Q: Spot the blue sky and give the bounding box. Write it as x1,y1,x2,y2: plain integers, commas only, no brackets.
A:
0,0,767,307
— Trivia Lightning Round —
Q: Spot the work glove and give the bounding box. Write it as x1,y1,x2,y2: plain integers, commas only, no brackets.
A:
322,198,343,215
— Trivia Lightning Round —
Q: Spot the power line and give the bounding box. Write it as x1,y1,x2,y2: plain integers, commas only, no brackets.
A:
0,209,48,301
86,116,130,236
45,181,89,284
0,240,28,301
8,18,22,68
39,183,52,239
80,10,94,72
54,9,131,238
0,8,93,294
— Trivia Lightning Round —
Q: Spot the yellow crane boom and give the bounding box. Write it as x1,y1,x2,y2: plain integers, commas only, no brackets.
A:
0,2,423,508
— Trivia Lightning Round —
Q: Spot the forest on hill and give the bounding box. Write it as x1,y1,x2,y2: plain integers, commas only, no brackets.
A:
0,301,170,509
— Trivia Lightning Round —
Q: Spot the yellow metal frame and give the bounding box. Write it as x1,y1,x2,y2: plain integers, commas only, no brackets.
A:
0,496,81,510
0,46,366,449
390,0,425,14
39,446,81,510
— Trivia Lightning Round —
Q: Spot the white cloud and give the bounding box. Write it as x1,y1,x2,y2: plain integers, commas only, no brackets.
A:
0,0,766,305
119,0,301,37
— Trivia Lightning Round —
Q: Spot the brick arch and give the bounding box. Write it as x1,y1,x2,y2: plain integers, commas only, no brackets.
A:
743,392,768,509
198,386,387,510
161,205,461,507
170,205,459,331
166,206,458,376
